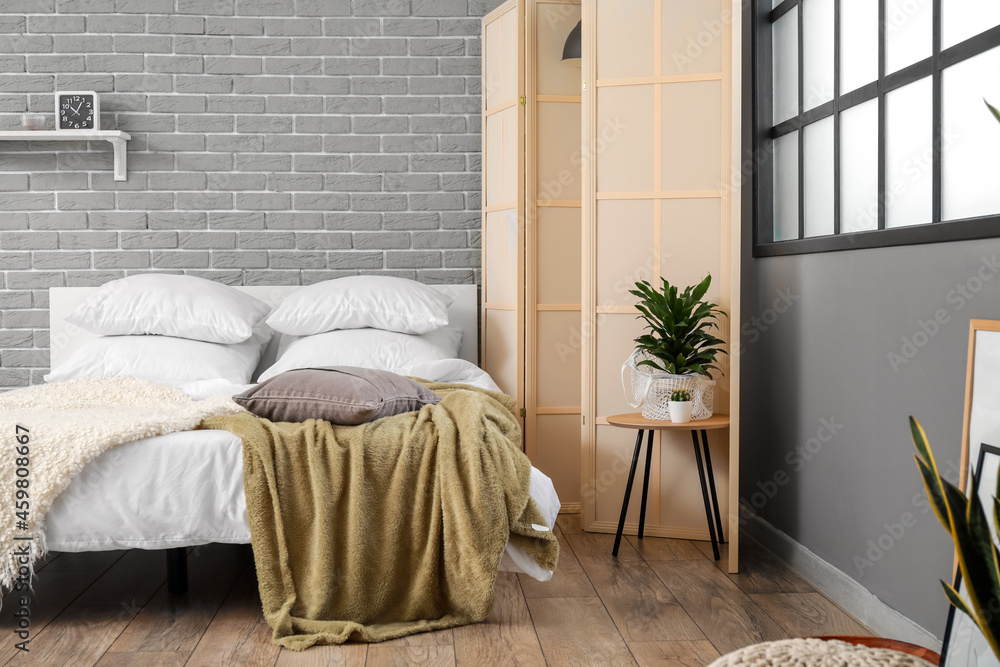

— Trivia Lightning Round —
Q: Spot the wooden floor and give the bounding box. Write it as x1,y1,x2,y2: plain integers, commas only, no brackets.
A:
1,515,871,666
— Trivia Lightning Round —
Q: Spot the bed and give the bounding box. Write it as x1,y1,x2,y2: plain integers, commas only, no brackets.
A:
43,284,560,590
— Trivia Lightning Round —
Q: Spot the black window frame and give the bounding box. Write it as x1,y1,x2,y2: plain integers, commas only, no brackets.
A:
753,0,1000,258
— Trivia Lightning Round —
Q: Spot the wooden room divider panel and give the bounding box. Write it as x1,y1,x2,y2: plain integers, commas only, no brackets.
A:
581,0,742,571
526,0,583,512
482,1,525,421
482,0,583,509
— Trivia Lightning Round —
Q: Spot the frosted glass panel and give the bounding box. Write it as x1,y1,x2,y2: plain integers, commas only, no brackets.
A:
661,0,723,76
803,117,834,238
885,0,933,74
537,207,582,304
841,0,878,93
773,7,799,124
596,85,655,193
484,211,503,302
886,77,933,228
773,131,799,241
802,0,834,110
484,18,503,109
943,45,1000,221
840,99,879,233
596,200,654,306
501,8,518,102
662,81,722,191
661,199,722,300
537,311,583,407
597,0,654,80
484,112,502,206
943,0,1000,49
501,106,518,203
502,208,519,302
537,102,582,202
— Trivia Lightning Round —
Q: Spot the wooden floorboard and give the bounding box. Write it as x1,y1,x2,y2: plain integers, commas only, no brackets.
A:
517,528,596,599
0,551,125,665
274,643,368,666
526,597,636,666
647,558,791,656
100,544,250,661
8,522,877,666
749,592,874,637
576,556,704,643
627,640,722,667
453,572,546,666
185,561,281,667
366,645,456,667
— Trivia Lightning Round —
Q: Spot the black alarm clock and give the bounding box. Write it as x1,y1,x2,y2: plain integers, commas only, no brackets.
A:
56,91,100,131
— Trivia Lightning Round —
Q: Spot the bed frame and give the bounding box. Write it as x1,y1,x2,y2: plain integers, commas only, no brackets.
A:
48,283,480,593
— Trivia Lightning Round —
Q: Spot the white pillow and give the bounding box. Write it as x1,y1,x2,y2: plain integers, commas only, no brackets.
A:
66,274,271,344
45,330,271,385
258,327,463,382
266,276,453,336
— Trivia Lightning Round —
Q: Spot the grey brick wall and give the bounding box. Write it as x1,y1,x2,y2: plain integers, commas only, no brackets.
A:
0,0,502,387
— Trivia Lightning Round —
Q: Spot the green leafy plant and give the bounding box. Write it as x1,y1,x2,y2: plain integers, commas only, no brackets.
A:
629,274,727,378
987,98,1000,125
911,417,1000,660
669,389,691,402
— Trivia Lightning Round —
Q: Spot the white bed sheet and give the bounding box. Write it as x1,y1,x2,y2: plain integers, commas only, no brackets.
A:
45,360,560,582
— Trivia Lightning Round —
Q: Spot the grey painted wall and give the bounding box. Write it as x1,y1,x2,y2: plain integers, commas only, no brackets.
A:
741,231,1000,633
0,0,505,387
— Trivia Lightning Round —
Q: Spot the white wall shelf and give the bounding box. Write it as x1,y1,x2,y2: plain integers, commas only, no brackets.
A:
0,130,131,181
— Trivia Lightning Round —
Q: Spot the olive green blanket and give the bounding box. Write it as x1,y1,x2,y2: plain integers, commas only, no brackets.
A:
201,382,559,650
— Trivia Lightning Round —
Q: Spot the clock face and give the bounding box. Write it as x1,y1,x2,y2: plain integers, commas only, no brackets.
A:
59,94,96,130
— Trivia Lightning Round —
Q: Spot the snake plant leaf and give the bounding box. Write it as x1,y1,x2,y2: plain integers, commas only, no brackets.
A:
963,471,1000,609
987,99,1000,125
915,454,952,531
911,418,953,531
943,580,977,620
940,480,1000,651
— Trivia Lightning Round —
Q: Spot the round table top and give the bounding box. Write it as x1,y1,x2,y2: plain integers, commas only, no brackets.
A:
605,413,730,431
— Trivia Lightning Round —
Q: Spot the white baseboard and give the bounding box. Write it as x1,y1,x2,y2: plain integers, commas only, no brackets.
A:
741,503,942,651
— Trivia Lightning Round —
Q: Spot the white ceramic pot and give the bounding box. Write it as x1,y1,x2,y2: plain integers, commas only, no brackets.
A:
669,401,693,423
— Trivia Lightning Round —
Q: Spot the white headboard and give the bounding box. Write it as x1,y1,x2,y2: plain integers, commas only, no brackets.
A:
49,284,480,373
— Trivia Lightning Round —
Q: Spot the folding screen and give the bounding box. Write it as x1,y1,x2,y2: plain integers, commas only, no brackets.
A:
580,0,742,571
482,0,584,510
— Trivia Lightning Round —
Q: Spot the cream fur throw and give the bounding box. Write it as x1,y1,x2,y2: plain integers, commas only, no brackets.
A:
709,639,935,666
0,376,243,593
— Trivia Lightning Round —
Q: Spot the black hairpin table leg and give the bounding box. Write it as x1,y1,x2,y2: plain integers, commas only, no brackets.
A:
691,430,720,560
613,429,645,557
637,429,654,540
700,429,725,544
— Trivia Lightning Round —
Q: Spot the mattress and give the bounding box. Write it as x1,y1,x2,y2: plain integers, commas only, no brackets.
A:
45,362,560,582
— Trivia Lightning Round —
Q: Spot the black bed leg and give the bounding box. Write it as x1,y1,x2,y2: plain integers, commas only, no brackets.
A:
166,547,188,594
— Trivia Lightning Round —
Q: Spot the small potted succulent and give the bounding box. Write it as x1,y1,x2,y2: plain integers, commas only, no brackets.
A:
668,389,693,423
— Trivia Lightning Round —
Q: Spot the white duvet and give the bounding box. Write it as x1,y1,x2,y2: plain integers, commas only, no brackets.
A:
45,359,560,582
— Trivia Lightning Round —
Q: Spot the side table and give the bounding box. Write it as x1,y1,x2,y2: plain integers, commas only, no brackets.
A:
606,413,730,560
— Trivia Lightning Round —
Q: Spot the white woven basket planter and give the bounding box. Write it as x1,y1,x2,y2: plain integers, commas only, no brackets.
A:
621,350,715,421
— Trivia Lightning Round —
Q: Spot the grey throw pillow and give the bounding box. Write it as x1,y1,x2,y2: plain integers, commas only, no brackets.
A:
233,366,441,425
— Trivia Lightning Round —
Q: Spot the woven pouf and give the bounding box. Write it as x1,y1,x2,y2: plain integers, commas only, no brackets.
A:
708,639,936,667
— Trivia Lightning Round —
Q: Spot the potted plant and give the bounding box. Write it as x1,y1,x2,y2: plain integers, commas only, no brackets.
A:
910,417,1000,661
621,275,727,421
668,389,693,423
